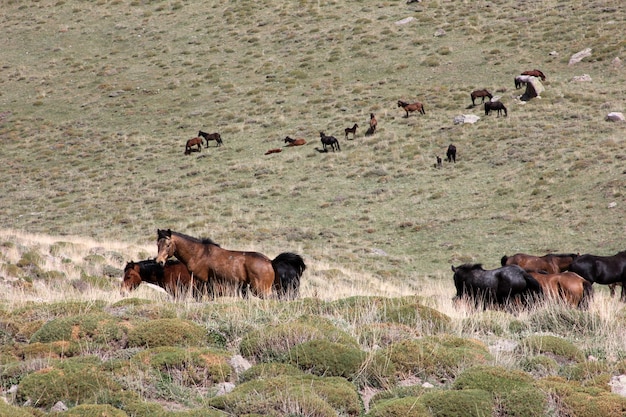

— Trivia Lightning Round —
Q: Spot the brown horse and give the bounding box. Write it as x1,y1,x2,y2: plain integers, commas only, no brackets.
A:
368,113,378,134
185,137,203,155
284,136,307,146
344,123,358,140
121,259,203,299
501,253,579,274
155,229,306,299
521,69,546,81
198,130,223,147
470,89,492,106
265,148,282,155
530,271,592,308
398,100,425,117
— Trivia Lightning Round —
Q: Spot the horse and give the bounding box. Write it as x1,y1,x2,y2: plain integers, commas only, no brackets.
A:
265,148,282,155
198,130,223,147
529,271,592,309
501,253,579,274
514,75,531,89
470,89,492,106
344,123,358,140
155,229,306,300
368,113,378,135
569,251,626,301
319,132,341,152
446,144,456,163
398,100,425,117
451,263,542,310
521,69,546,81
484,101,507,117
184,137,203,155
284,136,307,146
121,259,204,300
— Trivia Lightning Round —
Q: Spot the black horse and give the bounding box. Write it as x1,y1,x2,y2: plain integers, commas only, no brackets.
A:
446,144,456,163
198,130,223,147
451,263,542,309
319,132,341,152
484,101,507,117
272,252,307,300
569,251,626,301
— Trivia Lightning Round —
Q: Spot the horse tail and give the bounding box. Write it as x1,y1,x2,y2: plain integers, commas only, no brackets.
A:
521,270,543,304
271,252,306,300
579,279,594,309
500,255,508,266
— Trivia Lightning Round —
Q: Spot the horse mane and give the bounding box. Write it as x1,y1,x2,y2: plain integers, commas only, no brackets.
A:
166,230,221,247
458,263,484,271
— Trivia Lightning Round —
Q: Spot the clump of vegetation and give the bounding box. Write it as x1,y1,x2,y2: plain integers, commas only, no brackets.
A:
517,335,585,363
537,377,626,417
419,389,494,417
366,396,430,417
127,318,208,348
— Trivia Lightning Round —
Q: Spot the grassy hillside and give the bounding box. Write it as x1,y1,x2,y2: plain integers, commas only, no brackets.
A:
1,0,626,415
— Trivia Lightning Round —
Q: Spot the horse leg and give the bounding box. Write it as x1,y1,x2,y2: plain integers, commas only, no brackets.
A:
620,281,626,302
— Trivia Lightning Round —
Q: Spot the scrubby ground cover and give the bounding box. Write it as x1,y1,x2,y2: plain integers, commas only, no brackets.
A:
1,0,626,415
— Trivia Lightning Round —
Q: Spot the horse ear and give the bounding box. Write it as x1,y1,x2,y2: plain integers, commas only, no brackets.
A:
451,265,457,272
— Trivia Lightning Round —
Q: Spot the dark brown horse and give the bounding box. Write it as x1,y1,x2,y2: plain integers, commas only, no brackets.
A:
530,271,592,309
569,251,626,301
319,132,340,152
198,130,223,147
484,101,507,117
501,253,579,274
446,144,456,163
470,89,492,106
398,100,425,117
121,259,203,299
521,69,546,81
185,137,203,155
344,123,358,140
155,229,305,300
368,113,378,135
284,136,307,146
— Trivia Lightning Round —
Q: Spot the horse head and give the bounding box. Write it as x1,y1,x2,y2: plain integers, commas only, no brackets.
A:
156,229,174,266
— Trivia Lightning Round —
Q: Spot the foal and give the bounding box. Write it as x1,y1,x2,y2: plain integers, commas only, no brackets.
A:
198,130,223,147
344,123,358,140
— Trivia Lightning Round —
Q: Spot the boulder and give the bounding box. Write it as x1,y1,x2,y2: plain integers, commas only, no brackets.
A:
571,74,592,82
453,114,480,124
569,48,592,65
395,16,415,25
605,112,625,122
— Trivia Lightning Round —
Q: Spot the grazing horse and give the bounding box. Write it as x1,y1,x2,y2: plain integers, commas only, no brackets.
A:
121,259,203,300
521,69,546,81
368,113,378,134
185,137,203,154
198,130,223,147
155,229,306,300
446,144,456,163
398,100,425,117
319,132,341,152
514,75,531,89
569,251,626,302
284,136,307,146
529,271,592,309
484,101,507,117
501,253,579,274
344,123,358,140
451,263,542,310
470,89,492,106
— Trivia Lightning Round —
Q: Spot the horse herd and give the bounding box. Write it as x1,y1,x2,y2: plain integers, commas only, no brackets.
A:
121,229,306,300
452,250,626,310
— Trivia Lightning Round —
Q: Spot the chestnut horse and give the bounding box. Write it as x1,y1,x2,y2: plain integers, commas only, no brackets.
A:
368,113,378,134
530,271,592,309
521,69,546,81
501,253,579,274
344,123,358,140
398,100,425,117
284,136,307,146
184,137,203,154
121,259,203,299
198,130,223,147
155,229,306,300
470,89,492,106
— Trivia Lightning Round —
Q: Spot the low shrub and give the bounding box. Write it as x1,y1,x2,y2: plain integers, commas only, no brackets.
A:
127,318,207,348
239,362,304,382
54,404,128,416
365,396,429,417
517,335,584,363
288,339,365,379
419,389,493,417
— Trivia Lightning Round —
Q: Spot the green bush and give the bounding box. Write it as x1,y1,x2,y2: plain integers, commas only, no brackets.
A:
127,318,207,348
239,362,304,382
386,335,492,380
559,360,610,382
52,404,128,416
366,396,430,417
288,339,365,378
207,374,362,416
30,313,126,348
0,398,38,416
16,356,122,409
419,389,493,417
517,335,584,363
518,355,559,377
538,377,626,417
